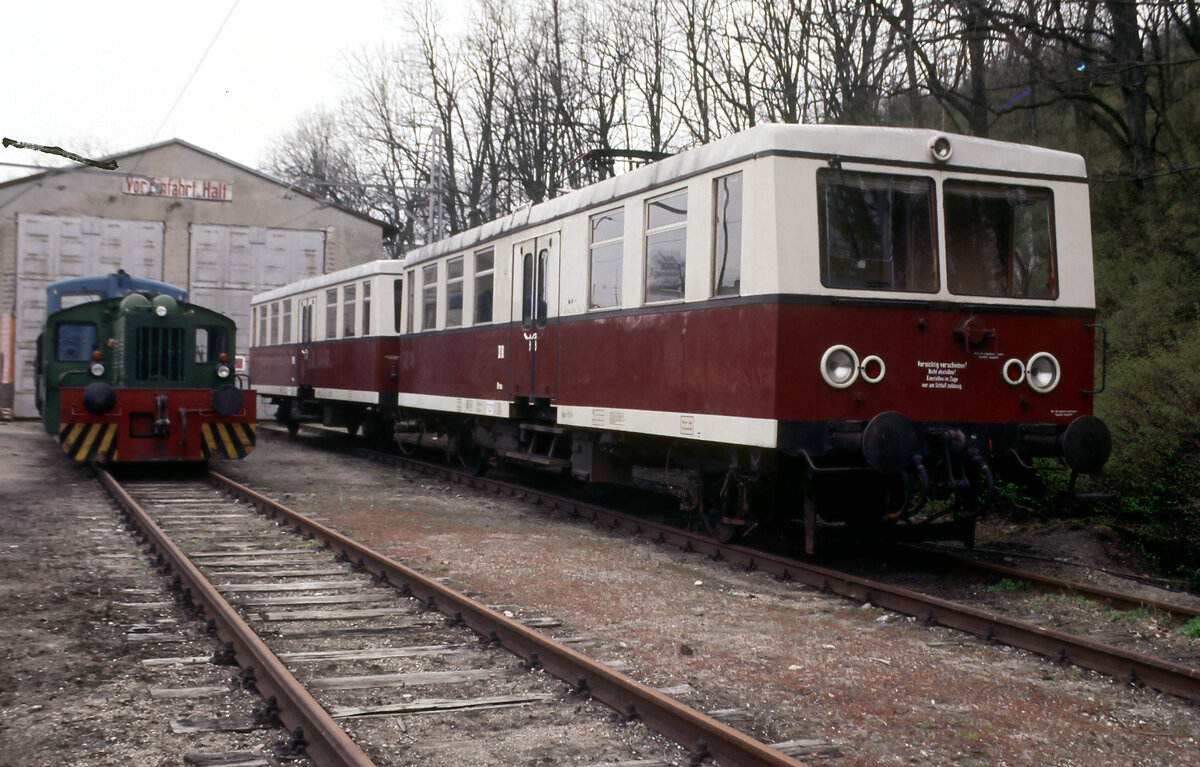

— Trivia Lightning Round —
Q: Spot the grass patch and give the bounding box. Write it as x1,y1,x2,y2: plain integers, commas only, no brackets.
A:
1180,617,1200,638
986,578,1030,593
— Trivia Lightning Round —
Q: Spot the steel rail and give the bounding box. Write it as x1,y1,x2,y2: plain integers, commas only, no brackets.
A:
95,468,377,767
208,469,810,767
893,546,1200,625
275,431,1200,704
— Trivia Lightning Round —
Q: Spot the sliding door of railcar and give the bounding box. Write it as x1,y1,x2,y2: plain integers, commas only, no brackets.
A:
510,233,560,401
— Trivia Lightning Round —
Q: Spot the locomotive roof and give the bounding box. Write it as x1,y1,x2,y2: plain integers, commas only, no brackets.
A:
398,124,1088,269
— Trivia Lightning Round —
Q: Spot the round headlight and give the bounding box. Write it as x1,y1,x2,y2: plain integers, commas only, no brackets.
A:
155,304,168,317
1026,352,1060,393
89,361,106,377
216,364,231,379
929,134,953,162
820,345,859,389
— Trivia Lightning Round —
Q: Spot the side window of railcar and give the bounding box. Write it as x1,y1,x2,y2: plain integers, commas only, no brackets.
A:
269,302,280,345
282,299,292,343
817,169,937,293
645,190,688,303
326,289,338,340
257,307,267,347
406,270,416,332
713,172,743,296
590,208,623,309
343,284,357,338
361,281,371,335
55,322,96,361
447,257,464,327
422,264,438,331
944,180,1058,300
474,248,494,324
301,300,313,343
393,278,404,333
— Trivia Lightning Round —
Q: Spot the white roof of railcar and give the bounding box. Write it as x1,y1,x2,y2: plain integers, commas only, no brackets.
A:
255,123,1089,301
253,258,404,304
398,124,1087,269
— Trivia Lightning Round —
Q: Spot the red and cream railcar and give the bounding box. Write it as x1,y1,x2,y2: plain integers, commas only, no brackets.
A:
251,125,1110,544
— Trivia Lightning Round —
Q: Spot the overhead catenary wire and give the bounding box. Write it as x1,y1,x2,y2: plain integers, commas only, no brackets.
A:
146,0,241,149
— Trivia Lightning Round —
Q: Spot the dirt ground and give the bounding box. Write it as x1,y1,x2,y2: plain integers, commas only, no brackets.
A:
3,419,1199,766
0,420,283,767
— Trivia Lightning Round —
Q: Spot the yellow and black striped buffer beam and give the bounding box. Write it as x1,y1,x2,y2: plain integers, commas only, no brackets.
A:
201,423,257,459
59,423,118,463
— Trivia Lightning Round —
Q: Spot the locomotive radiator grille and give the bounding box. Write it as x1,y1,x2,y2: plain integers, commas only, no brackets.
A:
135,327,186,381
201,422,257,459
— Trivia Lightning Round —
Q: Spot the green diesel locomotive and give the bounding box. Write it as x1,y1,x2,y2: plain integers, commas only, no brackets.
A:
36,271,256,463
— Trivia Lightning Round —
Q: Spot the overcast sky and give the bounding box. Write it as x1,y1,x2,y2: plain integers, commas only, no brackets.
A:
2,1,460,182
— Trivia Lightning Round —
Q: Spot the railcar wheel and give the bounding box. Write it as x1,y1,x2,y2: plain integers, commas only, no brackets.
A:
286,419,300,437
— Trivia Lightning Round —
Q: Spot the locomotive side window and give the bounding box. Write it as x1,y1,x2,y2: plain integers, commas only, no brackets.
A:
343,284,357,338
326,289,338,340
645,189,688,303
944,180,1058,299
474,248,494,324
713,172,743,296
589,208,623,309
447,256,464,327
362,281,371,336
817,169,937,293
282,299,292,343
422,264,438,331
55,322,96,361
195,325,229,362
269,302,279,345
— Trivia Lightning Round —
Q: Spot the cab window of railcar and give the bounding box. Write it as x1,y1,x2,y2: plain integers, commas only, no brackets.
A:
590,208,623,309
817,169,937,293
447,257,464,327
713,173,743,296
422,264,438,330
645,190,688,303
282,299,292,343
474,248,494,324
343,284,357,338
944,180,1058,300
269,302,280,345
326,289,338,340
55,322,96,361
393,279,404,332
362,281,371,335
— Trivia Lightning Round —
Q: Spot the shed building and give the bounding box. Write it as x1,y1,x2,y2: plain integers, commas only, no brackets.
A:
0,139,392,418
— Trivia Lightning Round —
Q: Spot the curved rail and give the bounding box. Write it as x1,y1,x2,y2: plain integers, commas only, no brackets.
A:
270,429,1200,703
95,468,377,767
208,469,809,767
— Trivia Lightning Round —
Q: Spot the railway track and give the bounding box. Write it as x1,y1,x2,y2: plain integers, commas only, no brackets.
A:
95,466,822,767
267,424,1200,704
